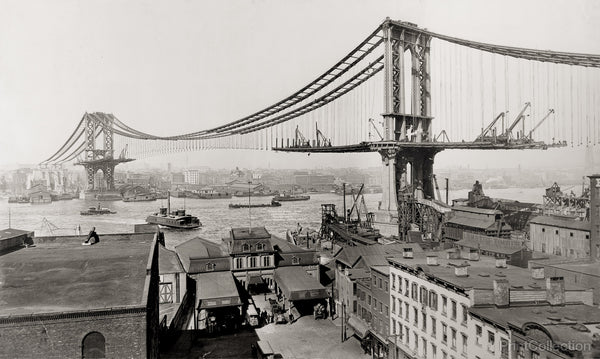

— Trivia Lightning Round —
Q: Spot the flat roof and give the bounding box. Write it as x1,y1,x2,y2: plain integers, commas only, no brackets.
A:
388,252,588,291
274,267,328,300
529,215,591,231
231,227,271,240
0,228,33,240
0,232,155,317
452,205,502,215
529,258,600,277
455,239,524,255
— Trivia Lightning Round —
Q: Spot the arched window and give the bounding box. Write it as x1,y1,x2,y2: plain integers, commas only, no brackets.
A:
256,243,264,251
82,332,105,358
242,243,250,252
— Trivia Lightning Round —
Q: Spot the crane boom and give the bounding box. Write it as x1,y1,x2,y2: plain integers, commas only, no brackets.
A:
368,118,384,140
475,112,505,141
504,102,531,136
528,109,555,138
432,174,442,201
295,125,309,147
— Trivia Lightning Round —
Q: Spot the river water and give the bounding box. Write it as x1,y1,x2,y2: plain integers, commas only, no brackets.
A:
0,187,550,249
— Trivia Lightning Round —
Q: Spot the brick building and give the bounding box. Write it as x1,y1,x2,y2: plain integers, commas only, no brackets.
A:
0,232,160,359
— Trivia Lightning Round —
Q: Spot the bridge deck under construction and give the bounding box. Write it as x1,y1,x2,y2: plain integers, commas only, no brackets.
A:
273,140,566,153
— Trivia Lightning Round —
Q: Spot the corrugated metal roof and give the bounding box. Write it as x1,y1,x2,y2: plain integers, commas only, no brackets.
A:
529,216,590,231
446,216,498,230
453,205,502,215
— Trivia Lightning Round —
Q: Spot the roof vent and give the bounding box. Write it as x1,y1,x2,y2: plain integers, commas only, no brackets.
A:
532,266,545,280
455,264,469,277
426,255,439,266
495,258,507,268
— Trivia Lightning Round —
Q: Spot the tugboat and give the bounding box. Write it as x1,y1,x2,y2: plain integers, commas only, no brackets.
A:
272,193,310,202
80,203,117,215
145,193,201,229
228,200,282,209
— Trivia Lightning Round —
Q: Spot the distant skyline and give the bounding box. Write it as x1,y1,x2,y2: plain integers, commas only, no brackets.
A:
1,0,599,170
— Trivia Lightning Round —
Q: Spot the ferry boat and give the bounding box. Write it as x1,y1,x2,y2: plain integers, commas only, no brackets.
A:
80,204,116,215
145,194,201,229
272,193,310,202
228,200,281,209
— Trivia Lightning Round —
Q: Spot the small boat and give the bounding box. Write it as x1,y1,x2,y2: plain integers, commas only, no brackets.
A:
145,193,201,229
272,193,310,202
81,204,116,215
228,200,282,209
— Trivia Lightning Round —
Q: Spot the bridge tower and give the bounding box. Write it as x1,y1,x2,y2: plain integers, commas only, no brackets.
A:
373,19,441,239
76,113,132,196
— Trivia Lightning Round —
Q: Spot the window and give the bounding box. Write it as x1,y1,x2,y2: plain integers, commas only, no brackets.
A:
421,312,427,332
461,304,468,324
405,327,410,344
516,342,525,359
451,328,457,349
475,325,482,345
378,277,382,289
411,283,418,300
450,300,457,320
442,350,447,359
249,256,257,267
391,296,396,314
461,333,467,353
422,338,428,357
262,256,270,267
235,257,244,269
413,333,418,351
242,243,250,252
392,319,396,334
385,280,388,292
488,331,495,353
541,228,545,232
431,317,437,338
205,263,215,271
372,274,377,285
431,344,437,359
404,303,409,321
555,229,558,234
441,296,447,314
570,232,574,237
530,351,540,359
159,282,173,304
379,302,383,314
413,307,418,326
442,323,448,343
501,338,509,359
420,286,428,304
367,295,371,306
256,243,264,251
398,298,403,317
385,305,389,317
82,332,106,359
404,279,409,296
291,256,300,265
391,273,396,290
429,290,438,310
373,298,377,309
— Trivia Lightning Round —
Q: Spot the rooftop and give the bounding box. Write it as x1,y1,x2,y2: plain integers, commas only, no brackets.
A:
336,243,423,268
175,237,228,259
455,238,526,255
0,228,33,240
530,258,600,277
470,303,600,348
452,205,502,215
159,245,184,274
231,227,271,240
529,215,591,231
0,232,155,317
388,252,589,291
446,216,505,231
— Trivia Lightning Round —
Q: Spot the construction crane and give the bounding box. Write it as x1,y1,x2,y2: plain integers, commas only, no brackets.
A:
475,112,505,142
500,102,531,141
528,109,555,139
295,125,310,147
368,118,384,141
315,122,331,147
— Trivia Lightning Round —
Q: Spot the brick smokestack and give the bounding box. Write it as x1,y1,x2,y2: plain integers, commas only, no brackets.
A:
588,175,600,261
546,277,566,306
493,279,510,307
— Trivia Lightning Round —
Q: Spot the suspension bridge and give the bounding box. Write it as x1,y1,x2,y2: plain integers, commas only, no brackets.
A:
40,18,600,239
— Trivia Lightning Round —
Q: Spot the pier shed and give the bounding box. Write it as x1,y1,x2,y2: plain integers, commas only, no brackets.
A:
194,271,242,332
273,266,328,316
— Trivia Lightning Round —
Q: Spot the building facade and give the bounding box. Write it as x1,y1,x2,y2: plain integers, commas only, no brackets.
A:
529,216,591,258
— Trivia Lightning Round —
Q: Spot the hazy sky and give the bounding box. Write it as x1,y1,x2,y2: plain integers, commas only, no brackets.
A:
1,0,599,170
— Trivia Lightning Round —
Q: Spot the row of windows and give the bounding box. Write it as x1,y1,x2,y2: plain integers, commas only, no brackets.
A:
539,227,589,239
371,274,389,293
241,242,266,252
356,290,390,318
474,325,509,356
391,319,467,359
390,290,468,325
234,255,272,269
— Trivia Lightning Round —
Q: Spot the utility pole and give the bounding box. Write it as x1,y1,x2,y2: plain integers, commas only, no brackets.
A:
445,178,449,205
248,181,252,233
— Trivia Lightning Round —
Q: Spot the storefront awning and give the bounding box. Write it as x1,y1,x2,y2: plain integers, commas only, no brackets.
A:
274,267,328,301
195,271,241,309
347,315,369,339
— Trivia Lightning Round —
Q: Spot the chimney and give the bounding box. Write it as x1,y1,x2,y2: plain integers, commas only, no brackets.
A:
454,264,469,277
493,279,510,307
426,255,439,266
469,248,480,261
546,277,566,306
403,247,414,259
344,268,349,276
532,266,545,280
495,258,507,268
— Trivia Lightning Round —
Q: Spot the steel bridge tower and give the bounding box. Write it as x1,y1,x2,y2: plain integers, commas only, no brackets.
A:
373,20,441,238
76,113,132,195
